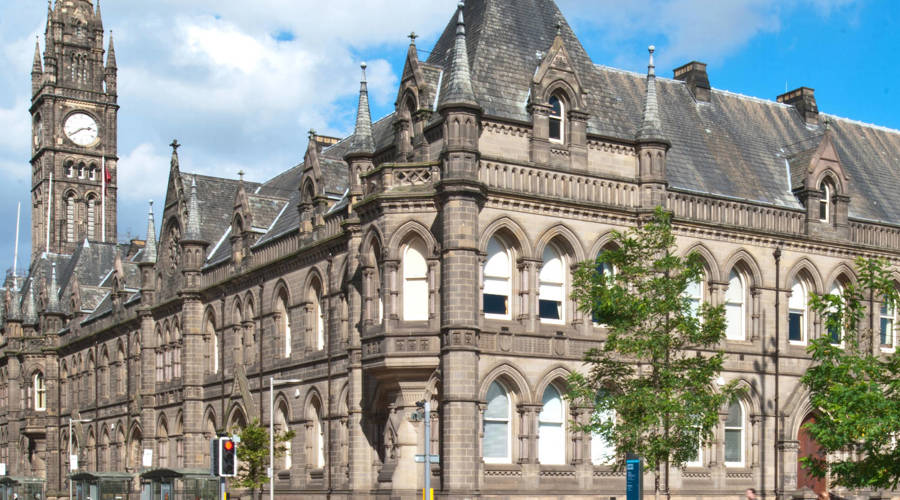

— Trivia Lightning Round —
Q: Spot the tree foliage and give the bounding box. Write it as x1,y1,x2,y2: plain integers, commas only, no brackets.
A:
232,418,295,498
800,256,900,490
567,208,739,486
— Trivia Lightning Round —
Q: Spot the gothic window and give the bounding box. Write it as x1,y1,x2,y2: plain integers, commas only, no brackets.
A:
483,381,511,463
175,416,184,468
155,330,164,382
205,313,219,373
548,94,565,143
402,239,429,321
173,326,182,379
724,400,745,467
276,292,291,357
590,396,615,465
89,165,97,180
309,400,325,469
538,385,565,464
483,237,511,319
86,195,96,240
686,272,704,320
725,270,746,341
33,372,46,411
789,279,809,344
819,180,833,222
685,427,704,467
66,194,76,242
309,281,325,350
828,282,844,345
592,260,614,325
539,244,566,323
116,345,126,395
276,402,292,470
880,298,895,348
66,161,75,177
157,420,168,468
78,162,85,178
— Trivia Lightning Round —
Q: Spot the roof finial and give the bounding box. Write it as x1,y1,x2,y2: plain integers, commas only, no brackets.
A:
409,31,418,45
823,117,831,132
648,44,655,77
170,139,180,153
144,200,157,263
238,170,245,182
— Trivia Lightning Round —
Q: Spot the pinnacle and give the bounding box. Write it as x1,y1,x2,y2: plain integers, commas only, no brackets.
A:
438,1,478,111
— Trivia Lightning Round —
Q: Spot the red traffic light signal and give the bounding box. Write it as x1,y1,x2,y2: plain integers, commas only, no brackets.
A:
218,437,238,477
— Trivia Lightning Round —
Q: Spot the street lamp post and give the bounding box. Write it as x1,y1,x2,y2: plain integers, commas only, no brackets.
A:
269,377,301,500
68,417,92,500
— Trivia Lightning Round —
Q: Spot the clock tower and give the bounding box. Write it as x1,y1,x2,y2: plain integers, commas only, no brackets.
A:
31,0,118,259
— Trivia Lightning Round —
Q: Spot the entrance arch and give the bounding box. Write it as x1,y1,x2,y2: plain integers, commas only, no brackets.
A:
797,413,826,495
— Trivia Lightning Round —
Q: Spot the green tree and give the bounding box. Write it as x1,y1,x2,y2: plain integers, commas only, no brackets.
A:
567,208,739,499
800,256,900,490
232,418,295,500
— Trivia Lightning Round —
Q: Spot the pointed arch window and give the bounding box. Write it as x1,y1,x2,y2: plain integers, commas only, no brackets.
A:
590,401,615,465
276,402,292,470
309,401,325,469
89,165,97,181
402,240,429,321
685,271,705,320
539,244,565,323
66,194,76,242
819,180,833,222
828,282,844,345
33,372,46,411
66,161,74,177
483,381,511,463
87,195,97,240
205,314,219,373
789,279,808,343
592,260,614,324
548,94,565,143
310,282,325,350
276,293,291,358
483,237,511,319
78,163,86,179
538,385,565,464
724,400,745,467
725,270,746,340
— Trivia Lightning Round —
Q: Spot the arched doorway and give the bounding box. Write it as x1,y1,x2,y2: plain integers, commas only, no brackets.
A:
797,413,826,495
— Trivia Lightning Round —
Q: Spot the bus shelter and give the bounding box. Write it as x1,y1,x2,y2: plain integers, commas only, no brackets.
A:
138,469,217,500
0,476,45,500
70,472,135,500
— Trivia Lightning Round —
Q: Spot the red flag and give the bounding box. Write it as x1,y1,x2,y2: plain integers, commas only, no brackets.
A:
104,164,111,194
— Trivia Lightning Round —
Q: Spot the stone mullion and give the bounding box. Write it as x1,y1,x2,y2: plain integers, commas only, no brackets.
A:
384,259,400,329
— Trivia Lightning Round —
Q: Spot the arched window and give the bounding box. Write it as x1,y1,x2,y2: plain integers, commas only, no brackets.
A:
828,282,844,345
276,293,291,357
78,163,86,178
724,400,745,467
591,260,614,324
89,165,97,181
685,272,704,320
402,240,429,321
66,161,74,177
538,385,565,464
33,372,46,411
66,194,76,242
276,402,292,470
724,270,746,340
173,326,182,379
819,180,833,222
483,381,511,463
205,314,218,373
483,237,511,319
157,421,168,468
548,94,565,143
310,401,325,469
539,245,565,323
155,331,164,382
310,282,325,350
86,195,96,240
880,299,895,348
590,391,615,465
789,279,808,343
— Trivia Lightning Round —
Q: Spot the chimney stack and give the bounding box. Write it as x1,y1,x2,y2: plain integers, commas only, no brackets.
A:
673,61,710,102
778,87,818,125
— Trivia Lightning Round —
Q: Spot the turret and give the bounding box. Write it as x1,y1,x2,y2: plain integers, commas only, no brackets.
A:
344,63,376,209
635,45,670,208
180,177,209,289
32,38,43,95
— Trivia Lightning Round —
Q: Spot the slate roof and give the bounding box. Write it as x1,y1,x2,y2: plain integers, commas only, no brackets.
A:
183,173,259,244
424,0,900,224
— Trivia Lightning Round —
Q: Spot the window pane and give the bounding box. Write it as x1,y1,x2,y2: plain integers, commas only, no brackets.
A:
881,318,892,346
725,271,743,303
725,402,741,427
549,119,561,141
724,429,742,463
539,300,561,320
540,386,563,423
538,423,564,464
725,303,743,340
403,279,428,321
788,312,803,341
485,382,509,420
789,281,806,309
483,421,509,459
483,294,508,316
829,325,840,344
483,277,510,296
590,409,615,465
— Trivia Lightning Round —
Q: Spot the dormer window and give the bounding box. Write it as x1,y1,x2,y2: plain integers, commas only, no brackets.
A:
819,180,832,222
548,95,564,143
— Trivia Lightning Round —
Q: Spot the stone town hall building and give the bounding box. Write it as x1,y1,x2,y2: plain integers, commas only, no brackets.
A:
1,0,899,498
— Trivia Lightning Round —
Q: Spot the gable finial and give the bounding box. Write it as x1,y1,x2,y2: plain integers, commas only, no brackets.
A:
170,139,180,153
144,199,157,263
409,31,418,45
238,170,245,182
648,44,656,77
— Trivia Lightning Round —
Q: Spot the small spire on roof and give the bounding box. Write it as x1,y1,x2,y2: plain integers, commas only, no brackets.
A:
238,170,245,182
23,279,37,325
347,63,375,155
106,30,117,69
48,262,60,312
185,177,202,241
33,37,43,74
143,200,157,263
636,45,667,143
438,1,478,110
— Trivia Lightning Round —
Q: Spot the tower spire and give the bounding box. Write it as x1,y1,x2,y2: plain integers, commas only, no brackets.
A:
348,63,375,154
438,1,478,110
185,177,202,241
32,37,43,74
636,45,666,143
106,31,117,69
144,200,157,263
47,263,60,312
23,279,37,326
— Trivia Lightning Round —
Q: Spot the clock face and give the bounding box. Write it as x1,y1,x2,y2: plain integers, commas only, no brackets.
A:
64,113,99,146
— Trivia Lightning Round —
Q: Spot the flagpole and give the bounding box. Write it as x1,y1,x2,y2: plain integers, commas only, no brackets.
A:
13,202,20,276
101,156,106,242
46,171,52,255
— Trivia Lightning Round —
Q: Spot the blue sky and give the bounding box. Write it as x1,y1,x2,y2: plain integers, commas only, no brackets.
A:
0,0,896,274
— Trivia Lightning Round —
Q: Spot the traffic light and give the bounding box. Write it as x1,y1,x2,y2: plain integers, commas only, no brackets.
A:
218,437,238,477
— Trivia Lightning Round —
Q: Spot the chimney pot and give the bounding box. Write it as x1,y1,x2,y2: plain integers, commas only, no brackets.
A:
673,61,710,102
777,87,819,125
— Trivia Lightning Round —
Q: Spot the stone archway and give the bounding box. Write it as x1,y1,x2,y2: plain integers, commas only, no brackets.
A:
797,413,825,495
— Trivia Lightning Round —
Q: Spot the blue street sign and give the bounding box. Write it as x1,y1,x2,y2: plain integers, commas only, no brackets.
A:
626,458,643,500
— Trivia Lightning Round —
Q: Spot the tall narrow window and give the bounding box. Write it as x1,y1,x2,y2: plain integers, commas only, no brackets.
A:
33,372,46,411
590,406,615,465
789,280,807,343
539,245,565,323
685,273,704,320
592,261,614,324
311,403,325,468
483,381,510,463
277,404,292,470
402,240,429,321
87,196,96,240
276,294,291,357
724,401,745,466
483,237,511,318
880,301,895,348
66,194,76,242
548,95,564,142
819,181,831,222
725,270,745,340
66,162,74,177
828,283,843,345
310,283,325,350
538,385,565,465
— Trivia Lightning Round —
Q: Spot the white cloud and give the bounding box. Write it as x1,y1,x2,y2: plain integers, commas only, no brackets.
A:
118,143,170,204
